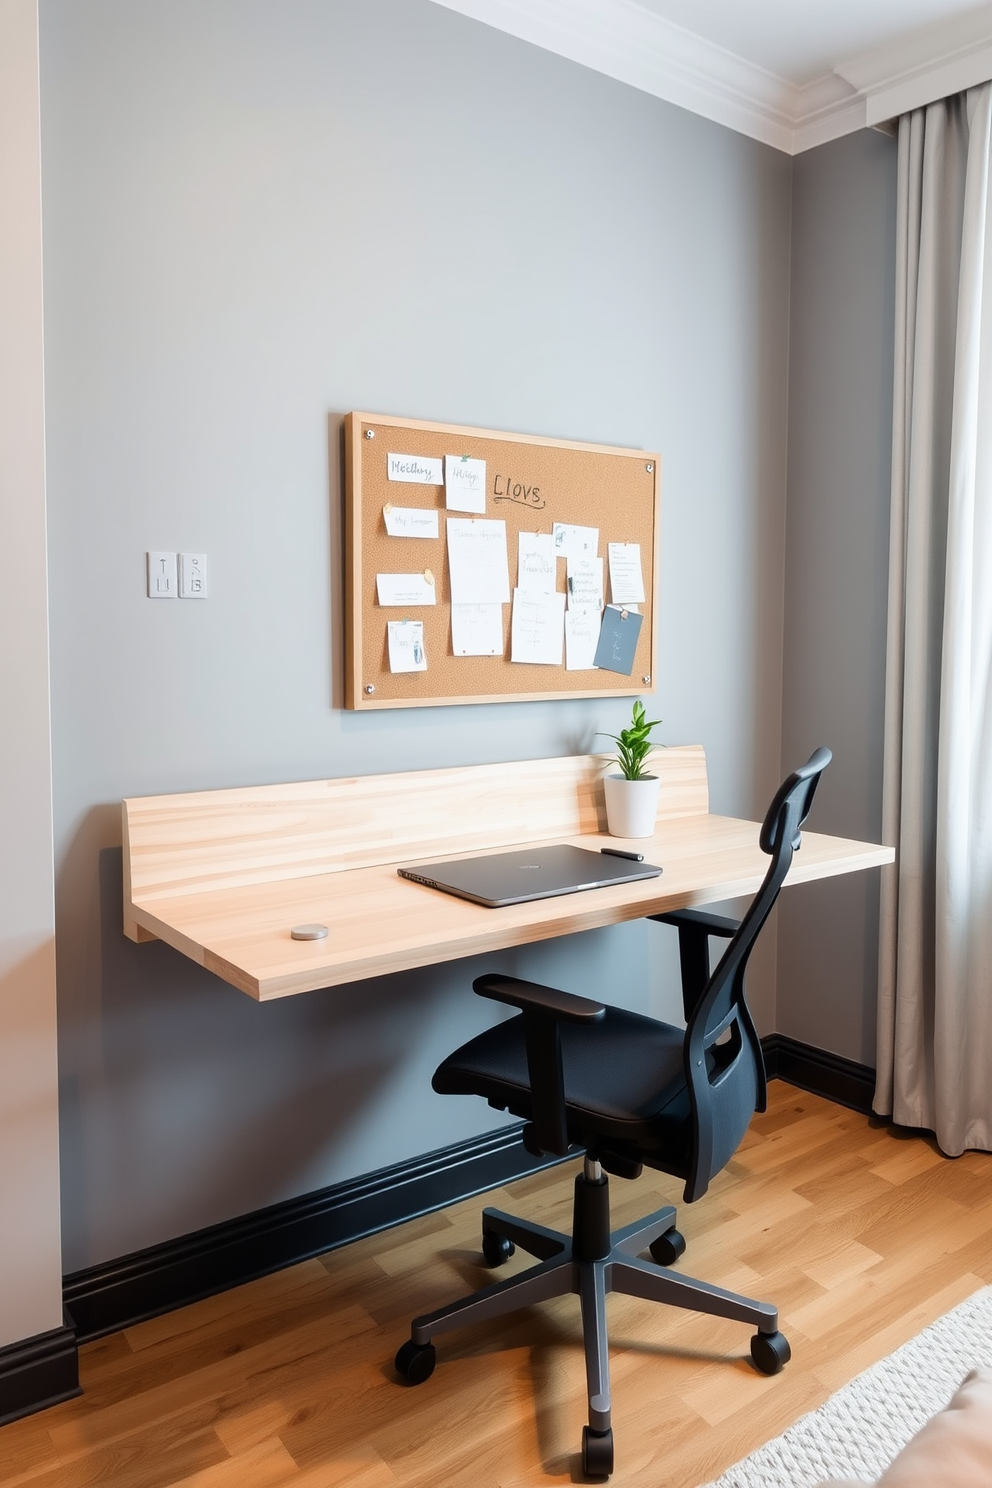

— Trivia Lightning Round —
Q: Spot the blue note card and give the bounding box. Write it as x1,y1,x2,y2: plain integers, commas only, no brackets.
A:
593,604,642,675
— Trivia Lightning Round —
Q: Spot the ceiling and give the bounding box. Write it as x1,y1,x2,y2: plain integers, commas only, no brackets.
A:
429,0,992,152
635,0,991,87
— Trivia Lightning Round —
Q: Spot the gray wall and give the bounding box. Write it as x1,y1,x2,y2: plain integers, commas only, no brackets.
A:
40,0,793,1271
777,127,898,1065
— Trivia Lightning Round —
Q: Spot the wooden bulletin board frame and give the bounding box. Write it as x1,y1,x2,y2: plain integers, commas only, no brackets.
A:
344,412,660,710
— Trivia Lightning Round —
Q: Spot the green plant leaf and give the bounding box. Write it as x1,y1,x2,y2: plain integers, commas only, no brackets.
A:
598,699,662,780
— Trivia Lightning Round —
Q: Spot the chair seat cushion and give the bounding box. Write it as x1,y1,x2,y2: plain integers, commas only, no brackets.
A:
433,1005,690,1153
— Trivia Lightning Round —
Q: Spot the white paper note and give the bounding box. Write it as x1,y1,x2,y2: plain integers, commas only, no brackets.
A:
383,505,439,539
608,542,645,604
446,518,510,605
553,522,599,559
564,608,602,670
387,452,443,486
451,603,504,657
510,587,566,665
445,455,487,514
517,532,556,592
567,556,603,611
375,572,437,606
387,620,427,673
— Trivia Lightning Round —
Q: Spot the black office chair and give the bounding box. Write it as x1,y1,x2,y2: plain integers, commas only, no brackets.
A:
395,748,831,1479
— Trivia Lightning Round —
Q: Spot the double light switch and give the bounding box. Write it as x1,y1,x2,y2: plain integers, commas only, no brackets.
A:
147,552,208,599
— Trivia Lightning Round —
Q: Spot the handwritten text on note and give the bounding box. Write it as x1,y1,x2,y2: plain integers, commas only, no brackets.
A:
383,506,440,539
445,456,487,514
376,572,437,607
446,518,511,605
387,453,443,486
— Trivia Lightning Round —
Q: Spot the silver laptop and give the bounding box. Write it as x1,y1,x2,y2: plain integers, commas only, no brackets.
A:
397,843,663,908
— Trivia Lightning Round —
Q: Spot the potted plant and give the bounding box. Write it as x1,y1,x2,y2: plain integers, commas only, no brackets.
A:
601,699,663,838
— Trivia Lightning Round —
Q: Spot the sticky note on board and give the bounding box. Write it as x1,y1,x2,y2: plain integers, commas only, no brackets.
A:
446,518,510,605
445,455,487,514
518,532,556,592
375,572,437,606
567,556,604,610
387,453,443,485
593,604,642,675
383,506,440,539
608,542,645,605
451,603,504,657
387,620,427,673
564,608,601,670
510,588,566,665
553,522,598,559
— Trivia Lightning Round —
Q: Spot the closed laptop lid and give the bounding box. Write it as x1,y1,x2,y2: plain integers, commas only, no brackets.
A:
397,843,662,908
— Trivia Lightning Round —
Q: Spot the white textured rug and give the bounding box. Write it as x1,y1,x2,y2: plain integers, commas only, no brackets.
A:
701,1287,992,1488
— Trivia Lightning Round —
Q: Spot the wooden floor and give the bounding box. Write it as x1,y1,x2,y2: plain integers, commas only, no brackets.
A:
5,1084,992,1488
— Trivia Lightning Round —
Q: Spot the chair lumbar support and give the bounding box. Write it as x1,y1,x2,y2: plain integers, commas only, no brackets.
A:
395,1156,790,1480
397,750,830,1478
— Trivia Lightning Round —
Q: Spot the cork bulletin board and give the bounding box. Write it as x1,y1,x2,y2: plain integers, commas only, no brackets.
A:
344,412,660,710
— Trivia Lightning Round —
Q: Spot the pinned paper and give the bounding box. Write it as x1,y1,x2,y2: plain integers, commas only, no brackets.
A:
553,522,598,559
593,604,642,675
387,453,443,486
564,608,602,670
446,518,510,605
567,556,603,611
383,505,439,539
608,542,645,605
445,455,487,515
451,603,504,657
517,532,556,592
387,620,427,673
511,588,566,665
375,572,437,606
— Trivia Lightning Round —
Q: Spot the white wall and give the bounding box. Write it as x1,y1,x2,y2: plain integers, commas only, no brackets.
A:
0,0,64,1346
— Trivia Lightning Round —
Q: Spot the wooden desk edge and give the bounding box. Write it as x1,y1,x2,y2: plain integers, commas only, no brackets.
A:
125,833,895,1002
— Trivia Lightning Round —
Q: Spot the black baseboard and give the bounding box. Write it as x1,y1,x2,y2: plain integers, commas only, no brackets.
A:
60,1045,877,1353
0,1324,80,1427
64,1123,556,1344
762,1033,876,1114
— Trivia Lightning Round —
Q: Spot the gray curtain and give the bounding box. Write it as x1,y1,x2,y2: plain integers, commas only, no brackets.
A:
875,81,992,1156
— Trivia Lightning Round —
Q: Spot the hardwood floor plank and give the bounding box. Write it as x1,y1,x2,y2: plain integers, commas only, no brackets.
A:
3,1085,991,1488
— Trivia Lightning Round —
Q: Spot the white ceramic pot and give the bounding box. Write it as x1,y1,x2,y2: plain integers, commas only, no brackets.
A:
603,773,661,839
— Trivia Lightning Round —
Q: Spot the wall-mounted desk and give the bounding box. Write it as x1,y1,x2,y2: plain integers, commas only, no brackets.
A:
122,748,894,1001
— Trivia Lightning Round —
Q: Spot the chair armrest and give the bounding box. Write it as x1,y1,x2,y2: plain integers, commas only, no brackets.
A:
650,908,739,938
649,909,741,1021
473,974,605,1022
473,974,604,1157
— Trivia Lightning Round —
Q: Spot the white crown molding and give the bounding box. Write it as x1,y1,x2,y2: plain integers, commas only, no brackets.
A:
836,5,992,125
428,0,992,155
428,0,801,151
793,75,867,155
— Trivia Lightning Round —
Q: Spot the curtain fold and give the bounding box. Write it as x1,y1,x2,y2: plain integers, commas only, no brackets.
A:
876,82,992,1156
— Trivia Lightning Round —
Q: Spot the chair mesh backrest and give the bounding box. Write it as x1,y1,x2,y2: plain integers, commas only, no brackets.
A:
681,748,831,1201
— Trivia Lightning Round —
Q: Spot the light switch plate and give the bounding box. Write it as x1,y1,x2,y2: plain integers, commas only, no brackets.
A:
147,551,177,598
179,552,208,599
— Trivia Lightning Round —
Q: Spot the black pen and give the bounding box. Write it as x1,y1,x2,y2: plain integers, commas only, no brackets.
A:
600,847,644,862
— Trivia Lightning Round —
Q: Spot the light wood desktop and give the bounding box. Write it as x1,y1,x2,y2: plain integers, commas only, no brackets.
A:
121,747,894,1002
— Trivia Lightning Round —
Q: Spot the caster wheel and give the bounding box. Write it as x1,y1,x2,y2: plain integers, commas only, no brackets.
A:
581,1425,614,1479
394,1338,436,1385
482,1230,515,1267
750,1330,791,1376
649,1227,686,1266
